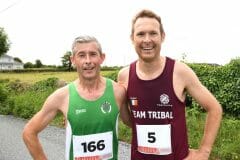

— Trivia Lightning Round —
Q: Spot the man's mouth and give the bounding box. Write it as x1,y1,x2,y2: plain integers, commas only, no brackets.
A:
142,47,154,50
83,66,94,70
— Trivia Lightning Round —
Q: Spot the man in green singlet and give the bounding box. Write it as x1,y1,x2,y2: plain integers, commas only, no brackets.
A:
22,35,131,160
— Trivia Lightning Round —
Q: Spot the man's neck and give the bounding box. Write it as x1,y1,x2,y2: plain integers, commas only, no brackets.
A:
75,76,105,100
137,56,165,80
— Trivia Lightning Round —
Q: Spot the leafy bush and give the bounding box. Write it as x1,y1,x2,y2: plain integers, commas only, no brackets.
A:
0,84,14,114
12,89,55,119
7,79,30,93
216,58,240,117
8,78,63,119
2,78,59,118
31,77,58,92
188,57,240,118
101,70,119,81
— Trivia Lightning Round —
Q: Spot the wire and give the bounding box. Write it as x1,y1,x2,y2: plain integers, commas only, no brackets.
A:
0,0,23,14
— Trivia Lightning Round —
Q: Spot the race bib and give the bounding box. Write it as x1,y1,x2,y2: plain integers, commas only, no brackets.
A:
136,124,172,155
73,131,113,160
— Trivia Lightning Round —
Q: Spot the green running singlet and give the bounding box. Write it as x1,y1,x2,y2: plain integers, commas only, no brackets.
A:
65,78,119,160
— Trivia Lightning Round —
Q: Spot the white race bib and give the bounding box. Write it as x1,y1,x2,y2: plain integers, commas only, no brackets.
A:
136,124,172,155
73,131,113,160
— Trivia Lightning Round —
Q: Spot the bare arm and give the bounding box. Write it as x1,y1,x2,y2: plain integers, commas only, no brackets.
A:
118,86,132,127
22,87,68,159
178,63,222,160
117,66,129,89
116,67,132,127
112,79,132,127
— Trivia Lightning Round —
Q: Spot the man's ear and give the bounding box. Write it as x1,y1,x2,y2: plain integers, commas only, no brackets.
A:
130,34,134,44
100,53,106,64
70,55,75,66
161,32,165,42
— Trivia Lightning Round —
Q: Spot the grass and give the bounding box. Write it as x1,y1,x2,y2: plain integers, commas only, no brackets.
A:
0,70,115,84
0,72,78,84
186,107,240,160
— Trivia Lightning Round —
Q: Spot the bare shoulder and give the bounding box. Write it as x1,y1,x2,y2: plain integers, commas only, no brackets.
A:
110,79,126,108
117,66,130,87
118,66,130,76
174,61,193,74
174,60,198,83
111,79,126,95
52,85,69,100
42,85,69,114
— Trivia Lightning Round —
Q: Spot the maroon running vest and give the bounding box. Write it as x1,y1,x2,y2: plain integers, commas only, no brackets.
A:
127,57,189,160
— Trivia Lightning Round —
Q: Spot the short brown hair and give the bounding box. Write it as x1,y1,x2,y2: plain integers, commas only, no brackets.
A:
131,9,165,36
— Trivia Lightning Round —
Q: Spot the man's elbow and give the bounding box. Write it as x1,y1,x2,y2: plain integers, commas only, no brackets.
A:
22,126,29,143
217,104,223,118
22,125,34,144
209,102,223,119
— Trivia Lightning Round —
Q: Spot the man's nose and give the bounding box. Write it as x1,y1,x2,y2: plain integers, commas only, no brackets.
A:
143,34,151,42
85,54,91,63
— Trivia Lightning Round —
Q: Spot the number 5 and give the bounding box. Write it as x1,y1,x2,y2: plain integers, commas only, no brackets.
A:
148,132,156,143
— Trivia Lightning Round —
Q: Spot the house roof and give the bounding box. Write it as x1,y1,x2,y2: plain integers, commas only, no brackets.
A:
0,54,24,65
0,54,12,59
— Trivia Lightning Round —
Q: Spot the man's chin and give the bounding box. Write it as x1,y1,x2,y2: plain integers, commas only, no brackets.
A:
83,74,98,81
140,55,155,62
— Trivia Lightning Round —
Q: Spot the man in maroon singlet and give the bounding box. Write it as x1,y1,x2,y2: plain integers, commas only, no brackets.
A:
118,9,222,160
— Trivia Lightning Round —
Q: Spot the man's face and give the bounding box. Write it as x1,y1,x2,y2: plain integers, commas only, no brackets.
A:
132,17,165,62
71,42,105,80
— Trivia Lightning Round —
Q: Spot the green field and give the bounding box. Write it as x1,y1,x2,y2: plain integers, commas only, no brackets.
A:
0,72,77,83
0,71,115,84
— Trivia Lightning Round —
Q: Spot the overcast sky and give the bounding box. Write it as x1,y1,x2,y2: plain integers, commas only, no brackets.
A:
0,0,239,66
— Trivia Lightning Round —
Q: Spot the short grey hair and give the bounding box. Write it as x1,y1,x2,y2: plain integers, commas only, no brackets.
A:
72,35,102,55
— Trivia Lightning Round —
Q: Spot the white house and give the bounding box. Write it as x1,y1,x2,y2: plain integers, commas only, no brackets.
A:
0,54,24,70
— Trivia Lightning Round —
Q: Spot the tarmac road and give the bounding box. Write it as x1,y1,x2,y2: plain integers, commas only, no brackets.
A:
0,115,130,160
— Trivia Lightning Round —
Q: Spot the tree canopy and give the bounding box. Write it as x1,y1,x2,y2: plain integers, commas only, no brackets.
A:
14,57,23,63
61,51,72,71
35,59,43,68
0,27,10,57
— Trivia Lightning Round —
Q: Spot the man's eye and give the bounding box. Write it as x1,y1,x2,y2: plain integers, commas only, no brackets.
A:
137,32,145,36
90,52,98,56
150,32,158,36
78,54,85,58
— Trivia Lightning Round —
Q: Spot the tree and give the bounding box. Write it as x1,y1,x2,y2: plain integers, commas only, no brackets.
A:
0,27,10,57
14,57,23,63
35,59,43,68
24,62,34,68
61,51,72,71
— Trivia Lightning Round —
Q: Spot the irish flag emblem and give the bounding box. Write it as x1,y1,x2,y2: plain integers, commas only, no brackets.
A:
130,97,138,106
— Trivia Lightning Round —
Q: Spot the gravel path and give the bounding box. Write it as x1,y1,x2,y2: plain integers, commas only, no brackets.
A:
0,115,130,160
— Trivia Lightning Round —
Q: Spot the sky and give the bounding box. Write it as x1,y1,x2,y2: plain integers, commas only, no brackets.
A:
0,0,239,66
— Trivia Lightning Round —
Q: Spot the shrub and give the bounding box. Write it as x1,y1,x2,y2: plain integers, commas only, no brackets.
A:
188,57,240,118
0,78,59,117
31,77,58,92
6,80,30,93
0,84,14,115
101,70,119,81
